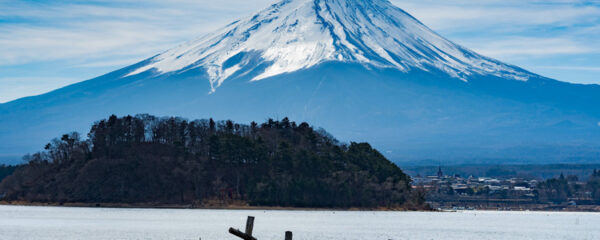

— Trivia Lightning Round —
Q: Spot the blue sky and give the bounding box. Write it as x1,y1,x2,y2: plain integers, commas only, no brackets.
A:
1,0,599,103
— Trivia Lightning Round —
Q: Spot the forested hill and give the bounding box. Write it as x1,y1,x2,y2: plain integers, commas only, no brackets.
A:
0,115,426,209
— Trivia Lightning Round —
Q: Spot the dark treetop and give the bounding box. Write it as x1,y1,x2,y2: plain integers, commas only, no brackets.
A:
0,114,426,209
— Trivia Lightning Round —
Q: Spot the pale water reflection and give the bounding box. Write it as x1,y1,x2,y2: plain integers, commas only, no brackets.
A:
0,205,598,240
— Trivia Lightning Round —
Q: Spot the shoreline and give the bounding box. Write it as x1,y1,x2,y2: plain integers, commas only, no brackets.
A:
1,201,599,213
0,201,428,212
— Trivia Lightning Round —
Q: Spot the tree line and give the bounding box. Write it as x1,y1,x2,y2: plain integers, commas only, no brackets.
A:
0,114,426,209
535,170,600,203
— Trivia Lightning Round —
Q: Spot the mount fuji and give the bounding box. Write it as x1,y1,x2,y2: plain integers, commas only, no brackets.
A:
1,0,600,165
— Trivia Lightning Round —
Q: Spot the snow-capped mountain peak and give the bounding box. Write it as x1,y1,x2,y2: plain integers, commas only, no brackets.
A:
126,0,532,92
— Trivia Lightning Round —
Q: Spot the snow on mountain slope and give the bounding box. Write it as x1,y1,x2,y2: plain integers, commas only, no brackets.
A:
125,0,533,92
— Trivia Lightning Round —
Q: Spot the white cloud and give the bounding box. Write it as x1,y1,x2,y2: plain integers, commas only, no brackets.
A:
466,37,594,58
0,0,274,66
75,57,148,68
394,1,600,31
0,22,197,66
534,66,600,72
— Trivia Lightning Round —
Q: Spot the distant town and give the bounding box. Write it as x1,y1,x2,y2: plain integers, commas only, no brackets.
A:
414,167,600,211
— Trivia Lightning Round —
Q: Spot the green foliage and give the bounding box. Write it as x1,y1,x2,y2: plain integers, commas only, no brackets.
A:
0,165,17,183
536,177,571,203
588,169,600,203
0,115,424,209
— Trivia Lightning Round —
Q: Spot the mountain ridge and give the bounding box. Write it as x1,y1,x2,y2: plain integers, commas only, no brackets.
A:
123,0,534,93
1,0,599,165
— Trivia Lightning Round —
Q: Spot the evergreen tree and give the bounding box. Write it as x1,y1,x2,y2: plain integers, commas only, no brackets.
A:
0,114,427,210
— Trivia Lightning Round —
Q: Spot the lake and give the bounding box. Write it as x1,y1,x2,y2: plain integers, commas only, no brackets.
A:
0,205,598,239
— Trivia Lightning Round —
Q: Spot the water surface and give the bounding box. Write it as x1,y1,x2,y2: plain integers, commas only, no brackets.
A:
0,205,598,240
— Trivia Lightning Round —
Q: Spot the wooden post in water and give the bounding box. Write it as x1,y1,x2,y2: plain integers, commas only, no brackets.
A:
245,216,255,236
228,216,293,240
229,216,257,240
285,231,293,240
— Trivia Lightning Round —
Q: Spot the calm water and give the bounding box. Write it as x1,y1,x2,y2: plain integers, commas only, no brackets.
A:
0,205,598,240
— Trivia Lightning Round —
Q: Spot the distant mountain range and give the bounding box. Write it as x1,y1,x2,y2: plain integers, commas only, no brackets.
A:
1,0,599,165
